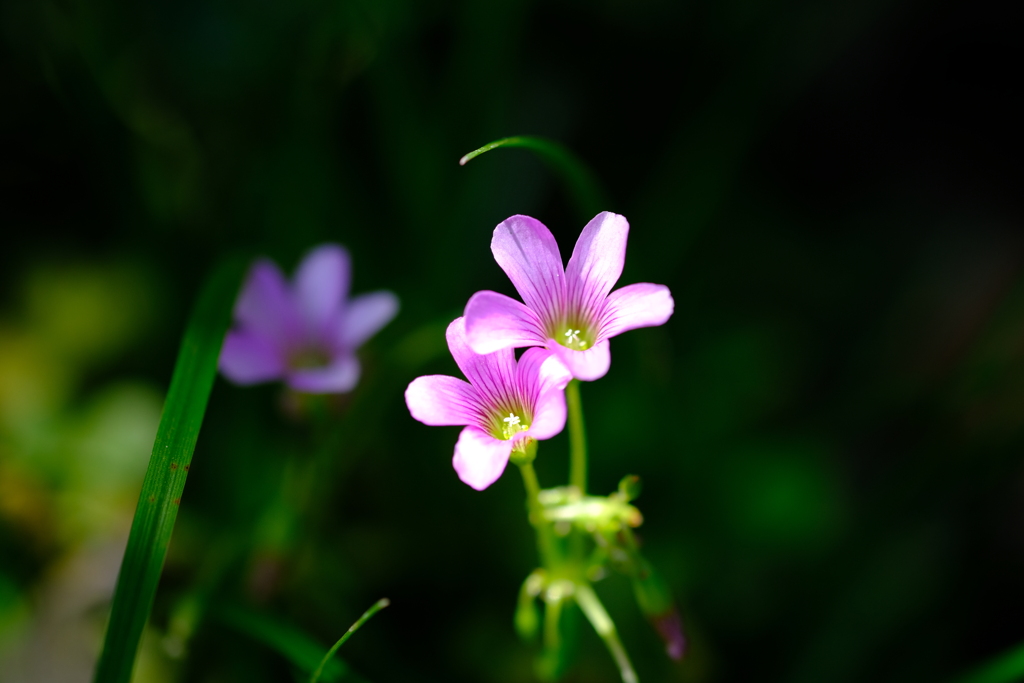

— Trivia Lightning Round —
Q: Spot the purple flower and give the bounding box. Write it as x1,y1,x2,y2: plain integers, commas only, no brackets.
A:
405,317,573,490
219,244,398,394
463,212,674,381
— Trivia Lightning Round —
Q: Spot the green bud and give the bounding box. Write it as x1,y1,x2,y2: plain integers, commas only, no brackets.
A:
617,475,642,502
515,571,545,641
509,438,538,466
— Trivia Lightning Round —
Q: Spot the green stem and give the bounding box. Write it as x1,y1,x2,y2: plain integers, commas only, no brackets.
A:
574,583,639,683
459,135,608,222
566,380,588,495
517,458,557,568
543,592,564,653
310,598,390,683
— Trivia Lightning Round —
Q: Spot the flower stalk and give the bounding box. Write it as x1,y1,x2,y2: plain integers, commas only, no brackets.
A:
575,583,638,683
566,380,588,495
514,443,559,569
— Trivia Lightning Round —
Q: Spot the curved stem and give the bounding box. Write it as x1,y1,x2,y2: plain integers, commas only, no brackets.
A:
566,380,588,495
459,135,609,222
310,598,390,683
575,583,638,683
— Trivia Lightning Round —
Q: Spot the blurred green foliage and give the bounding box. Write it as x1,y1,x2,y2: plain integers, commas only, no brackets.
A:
1,0,1023,682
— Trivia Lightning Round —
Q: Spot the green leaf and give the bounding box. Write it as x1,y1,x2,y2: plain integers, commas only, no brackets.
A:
459,135,609,222
92,258,246,683
953,641,1024,683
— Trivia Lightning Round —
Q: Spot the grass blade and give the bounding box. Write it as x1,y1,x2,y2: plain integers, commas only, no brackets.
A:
310,598,390,683
459,135,609,221
93,258,246,683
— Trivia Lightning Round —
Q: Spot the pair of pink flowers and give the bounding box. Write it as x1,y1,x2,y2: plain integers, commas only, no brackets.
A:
406,212,674,490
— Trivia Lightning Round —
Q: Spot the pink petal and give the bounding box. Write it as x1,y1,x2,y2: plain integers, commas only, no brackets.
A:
491,215,566,314
219,329,286,384
548,339,611,381
405,375,482,426
338,290,399,350
565,212,629,304
446,318,517,404
234,259,299,349
515,347,572,398
516,348,571,439
286,354,360,394
464,290,546,354
600,283,674,339
453,427,513,490
293,244,351,340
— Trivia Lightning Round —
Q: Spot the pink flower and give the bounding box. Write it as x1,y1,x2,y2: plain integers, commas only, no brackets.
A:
219,244,398,394
463,212,674,381
405,318,573,490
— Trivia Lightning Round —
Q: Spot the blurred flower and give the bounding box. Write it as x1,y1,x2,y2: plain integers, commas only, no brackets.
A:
219,244,398,393
405,318,572,490
464,212,674,381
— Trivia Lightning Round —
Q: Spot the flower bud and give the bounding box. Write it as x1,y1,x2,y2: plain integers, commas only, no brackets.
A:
617,474,642,502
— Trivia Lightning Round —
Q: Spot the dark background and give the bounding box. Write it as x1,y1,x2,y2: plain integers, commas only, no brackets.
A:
1,0,1023,681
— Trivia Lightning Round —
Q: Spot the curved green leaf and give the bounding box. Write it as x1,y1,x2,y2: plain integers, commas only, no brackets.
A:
459,135,609,221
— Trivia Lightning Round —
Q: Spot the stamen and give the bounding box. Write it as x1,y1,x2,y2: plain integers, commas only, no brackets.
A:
564,329,582,346
502,413,529,440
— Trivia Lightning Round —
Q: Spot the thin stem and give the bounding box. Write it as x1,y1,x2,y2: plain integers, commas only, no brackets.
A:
517,459,557,568
543,593,563,653
566,380,588,494
309,598,390,683
574,583,638,683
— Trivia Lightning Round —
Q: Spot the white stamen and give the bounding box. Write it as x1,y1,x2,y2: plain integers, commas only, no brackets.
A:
502,412,528,440
564,329,582,346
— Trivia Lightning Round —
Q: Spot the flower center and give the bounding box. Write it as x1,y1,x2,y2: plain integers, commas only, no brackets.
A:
501,412,530,440
289,347,331,370
557,325,594,351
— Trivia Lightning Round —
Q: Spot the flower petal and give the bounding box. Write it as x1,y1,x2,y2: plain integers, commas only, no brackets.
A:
219,329,286,384
338,290,399,350
464,290,546,354
234,259,300,349
405,375,482,427
491,215,566,313
600,283,674,339
446,317,517,405
548,339,611,382
516,348,571,439
453,427,513,490
293,244,351,339
565,212,629,304
286,354,360,394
